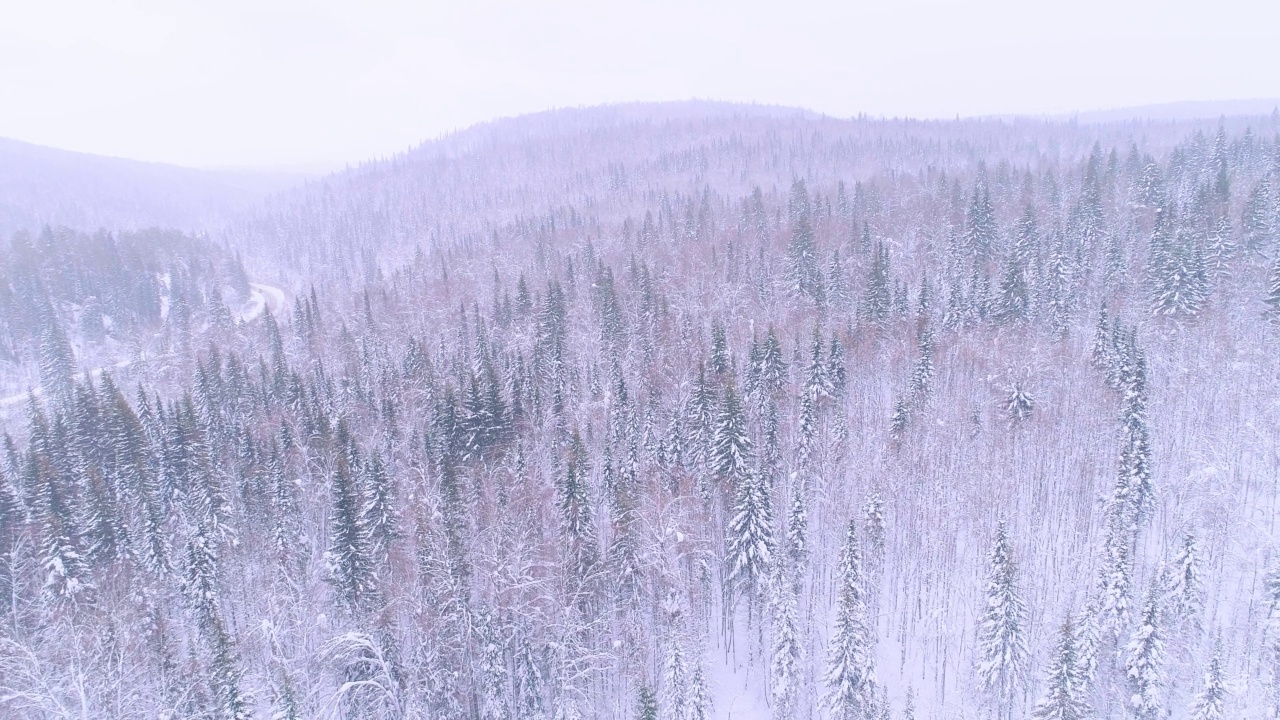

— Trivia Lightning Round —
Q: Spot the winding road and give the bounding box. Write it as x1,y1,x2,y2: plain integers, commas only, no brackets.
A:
0,282,286,412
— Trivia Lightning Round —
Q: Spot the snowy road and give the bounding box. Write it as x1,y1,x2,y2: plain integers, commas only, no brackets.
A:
0,282,285,412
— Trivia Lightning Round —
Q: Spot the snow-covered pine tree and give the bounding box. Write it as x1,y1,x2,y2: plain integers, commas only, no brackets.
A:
1163,530,1204,632
687,664,712,720
1032,617,1090,720
1098,490,1135,641
995,252,1030,324
662,638,688,720
727,467,773,599
786,481,808,568
785,180,823,303
769,560,801,720
824,520,877,720
37,307,76,404
863,493,885,566
1190,638,1227,720
711,377,752,494
1118,347,1154,527
1148,205,1208,317
976,521,1029,718
327,437,377,611
1264,559,1280,717
710,321,730,376
1006,383,1034,423
559,431,598,589
1125,587,1167,720
860,242,893,324
906,327,935,409
1266,254,1280,320
362,451,398,566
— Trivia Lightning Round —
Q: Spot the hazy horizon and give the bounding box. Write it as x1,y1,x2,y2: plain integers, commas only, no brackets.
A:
4,0,1279,168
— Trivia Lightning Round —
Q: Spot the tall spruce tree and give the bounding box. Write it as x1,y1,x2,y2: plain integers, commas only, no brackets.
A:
1125,587,1167,720
976,522,1029,718
1032,617,1090,720
824,520,877,720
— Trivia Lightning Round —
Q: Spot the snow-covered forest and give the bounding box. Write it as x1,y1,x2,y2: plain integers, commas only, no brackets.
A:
2,102,1280,719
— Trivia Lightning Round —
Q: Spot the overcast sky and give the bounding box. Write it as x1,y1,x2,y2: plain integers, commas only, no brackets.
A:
3,0,1278,169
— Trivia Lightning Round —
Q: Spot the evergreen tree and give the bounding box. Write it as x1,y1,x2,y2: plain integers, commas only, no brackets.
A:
1267,254,1280,320
710,321,730,376
1163,530,1204,631
824,520,877,720
38,308,76,403
1148,206,1208,317
559,432,598,586
976,522,1029,718
995,253,1030,324
770,561,801,720
727,468,773,597
785,180,823,302
362,451,398,565
1190,639,1227,720
1032,617,1090,720
1124,588,1166,720
711,379,752,492
635,685,658,720
27,445,89,602
1006,383,1034,423
328,439,377,610
863,494,885,565
786,482,808,568
861,242,893,323
687,664,712,720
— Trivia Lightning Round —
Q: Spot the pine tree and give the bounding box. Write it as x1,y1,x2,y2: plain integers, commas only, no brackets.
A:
770,561,801,720
727,468,773,597
824,520,877,720
1006,383,1034,423
1266,254,1280,320
995,253,1030,324
1264,559,1280,717
861,243,893,324
785,180,823,302
1190,639,1227,720
976,522,1029,718
1118,348,1154,527
710,321,730,376
328,440,377,610
559,433,598,587
1163,530,1204,631
1148,206,1208,317
38,308,76,403
786,481,808,568
711,379,752,493
635,685,658,720
27,444,89,602
863,494,885,565
687,663,712,720
662,639,688,720
1125,588,1166,720
1098,498,1134,641
760,328,787,397
1032,617,1090,720
362,451,398,565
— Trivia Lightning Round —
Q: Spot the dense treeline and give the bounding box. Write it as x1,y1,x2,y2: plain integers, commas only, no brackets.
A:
0,226,250,392
2,104,1280,718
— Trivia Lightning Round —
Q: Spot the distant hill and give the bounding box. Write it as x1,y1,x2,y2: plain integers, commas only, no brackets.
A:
0,137,311,238
1067,98,1280,124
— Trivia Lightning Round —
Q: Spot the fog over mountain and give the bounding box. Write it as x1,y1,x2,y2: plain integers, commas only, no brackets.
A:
0,137,313,237
1,99,1279,720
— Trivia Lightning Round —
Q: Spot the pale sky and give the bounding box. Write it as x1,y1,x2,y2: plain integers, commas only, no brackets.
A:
2,0,1278,168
